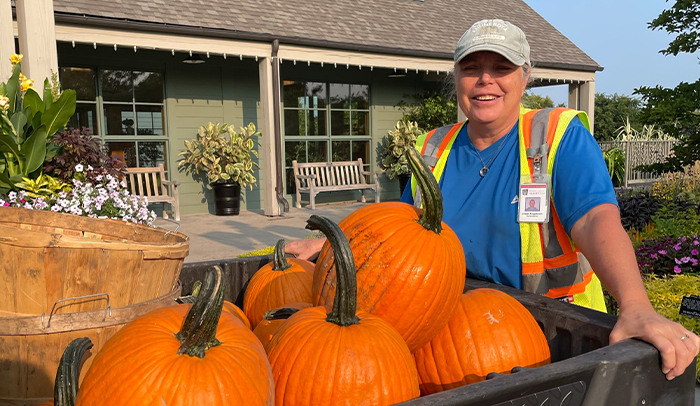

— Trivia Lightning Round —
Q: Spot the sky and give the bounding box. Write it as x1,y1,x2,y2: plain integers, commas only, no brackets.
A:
524,0,699,106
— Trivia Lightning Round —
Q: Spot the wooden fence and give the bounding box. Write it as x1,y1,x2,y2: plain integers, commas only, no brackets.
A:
598,140,678,187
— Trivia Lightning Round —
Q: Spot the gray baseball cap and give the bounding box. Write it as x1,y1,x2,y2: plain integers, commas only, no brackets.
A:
454,19,530,66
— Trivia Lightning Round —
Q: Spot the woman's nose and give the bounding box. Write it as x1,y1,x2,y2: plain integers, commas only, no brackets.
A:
477,70,493,84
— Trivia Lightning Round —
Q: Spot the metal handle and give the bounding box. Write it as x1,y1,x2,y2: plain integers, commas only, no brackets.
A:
41,292,111,329
153,217,181,238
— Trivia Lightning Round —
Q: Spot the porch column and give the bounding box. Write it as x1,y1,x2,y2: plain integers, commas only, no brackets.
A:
568,81,596,134
0,0,14,80
16,0,58,87
259,56,280,216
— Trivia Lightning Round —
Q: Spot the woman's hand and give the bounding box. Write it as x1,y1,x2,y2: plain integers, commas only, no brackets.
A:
611,300,700,381
285,237,326,262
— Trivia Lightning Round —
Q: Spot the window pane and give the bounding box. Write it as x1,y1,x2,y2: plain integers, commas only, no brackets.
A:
283,81,306,108
352,140,370,164
106,141,136,167
138,141,167,168
332,141,351,162
284,109,306,136
307,141,328,163
133,71,163,103
104,104,135,135
329,83,349,109
67,103,98,133
101,70,133,102
136,105,164,135
307,109,327,136
351,84,369,109
352,111,369,136
330,111,350,135
60,67,96,100
306,82,326,108
285,141,307,166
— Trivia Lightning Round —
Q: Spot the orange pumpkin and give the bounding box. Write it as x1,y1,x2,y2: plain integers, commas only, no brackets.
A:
413,288,551,395
224,300,252,329
267,215,419,405
75,267,274,406
313,148,466,352
253,302,312,348
244,239,314,329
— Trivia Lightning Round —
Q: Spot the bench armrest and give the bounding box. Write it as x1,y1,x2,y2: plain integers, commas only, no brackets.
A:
295,174,317,180
162,179,181,187
361,170,381,184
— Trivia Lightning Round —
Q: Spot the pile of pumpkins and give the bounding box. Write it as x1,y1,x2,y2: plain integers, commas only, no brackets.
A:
45,149,551,406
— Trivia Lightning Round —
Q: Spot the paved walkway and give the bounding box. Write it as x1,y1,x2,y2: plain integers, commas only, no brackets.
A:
162,201,371,264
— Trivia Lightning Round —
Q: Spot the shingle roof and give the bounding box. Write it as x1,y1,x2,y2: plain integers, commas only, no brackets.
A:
51,0,602,71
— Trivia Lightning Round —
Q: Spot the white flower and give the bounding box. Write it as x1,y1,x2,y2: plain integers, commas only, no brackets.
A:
75,164,84,173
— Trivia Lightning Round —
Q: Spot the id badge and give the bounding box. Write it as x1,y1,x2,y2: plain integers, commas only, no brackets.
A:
518,183,550,223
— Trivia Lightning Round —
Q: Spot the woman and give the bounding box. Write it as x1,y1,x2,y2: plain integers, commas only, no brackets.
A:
288,19,699,380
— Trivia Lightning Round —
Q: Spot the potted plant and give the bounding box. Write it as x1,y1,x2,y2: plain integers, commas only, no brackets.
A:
379,120,423,195
178,122,260,215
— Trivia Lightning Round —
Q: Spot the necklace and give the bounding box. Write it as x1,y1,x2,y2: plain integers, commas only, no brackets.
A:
474,132,510,177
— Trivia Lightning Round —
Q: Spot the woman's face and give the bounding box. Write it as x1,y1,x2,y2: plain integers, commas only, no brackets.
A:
455,51,528,133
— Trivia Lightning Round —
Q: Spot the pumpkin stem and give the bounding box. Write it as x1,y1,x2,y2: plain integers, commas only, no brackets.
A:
272,239,293,271
176,280,203,304
306,215,359,326
263,307,301,321
406,147,443,234
175,266,224,358
53,337,93,406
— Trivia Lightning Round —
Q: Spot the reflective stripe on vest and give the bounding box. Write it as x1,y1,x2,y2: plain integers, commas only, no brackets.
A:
411,105,593,299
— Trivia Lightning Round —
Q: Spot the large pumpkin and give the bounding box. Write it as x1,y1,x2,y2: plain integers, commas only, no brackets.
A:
313,148,466,351
244,239,314,329
413,288,551,395
267,215,419,405
74,267,275,406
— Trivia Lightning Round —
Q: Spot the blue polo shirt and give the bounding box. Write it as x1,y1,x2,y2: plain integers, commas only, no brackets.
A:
400,118,617,289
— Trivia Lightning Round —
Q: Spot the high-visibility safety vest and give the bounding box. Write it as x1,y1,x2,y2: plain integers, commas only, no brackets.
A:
411,105,607,312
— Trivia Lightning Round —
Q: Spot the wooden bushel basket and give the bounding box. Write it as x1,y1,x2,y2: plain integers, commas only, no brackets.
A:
0,207,190,404
0,285,182,405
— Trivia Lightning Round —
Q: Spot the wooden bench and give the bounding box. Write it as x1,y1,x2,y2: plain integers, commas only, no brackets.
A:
292,159,380,209
125,164,181,221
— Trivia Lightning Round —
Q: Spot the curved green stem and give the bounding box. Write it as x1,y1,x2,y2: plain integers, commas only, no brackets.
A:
272,239,292,271
54,337,93,406
406,147,443,234
175,265,224,358
306,215,359,326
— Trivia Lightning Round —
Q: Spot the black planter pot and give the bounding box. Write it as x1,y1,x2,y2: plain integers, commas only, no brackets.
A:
398,173,411,196
211,182,241,215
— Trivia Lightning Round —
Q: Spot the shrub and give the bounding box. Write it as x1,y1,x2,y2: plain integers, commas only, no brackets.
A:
378,120,423,180
649,200,700,239
616,188,662,232
651,160,700,203
44,127,126,184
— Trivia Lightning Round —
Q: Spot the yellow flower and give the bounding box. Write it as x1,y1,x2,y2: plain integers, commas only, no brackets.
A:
0,95,9,112
10,53,23,65
21,79,34,92
19,73,27,81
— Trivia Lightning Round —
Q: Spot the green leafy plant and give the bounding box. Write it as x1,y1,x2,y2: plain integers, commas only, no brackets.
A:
378,120,423,180
14,173,70,199
178,122,260,188
648,201,700,239
0,54,76,193
602,146,626,187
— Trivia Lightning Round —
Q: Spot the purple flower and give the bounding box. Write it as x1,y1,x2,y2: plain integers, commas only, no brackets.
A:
695,240,699,245
681,256,691,263
651,253,658,259
659,250,667,255
673,244,682,251
693,249,699,256
674,266,682,274
691,259,699,266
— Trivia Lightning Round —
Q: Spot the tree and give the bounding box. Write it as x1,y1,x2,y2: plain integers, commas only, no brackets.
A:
593,93,642,142
635,0,700,173
396,92,458,131
648,0,700,56
520,92,557,109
